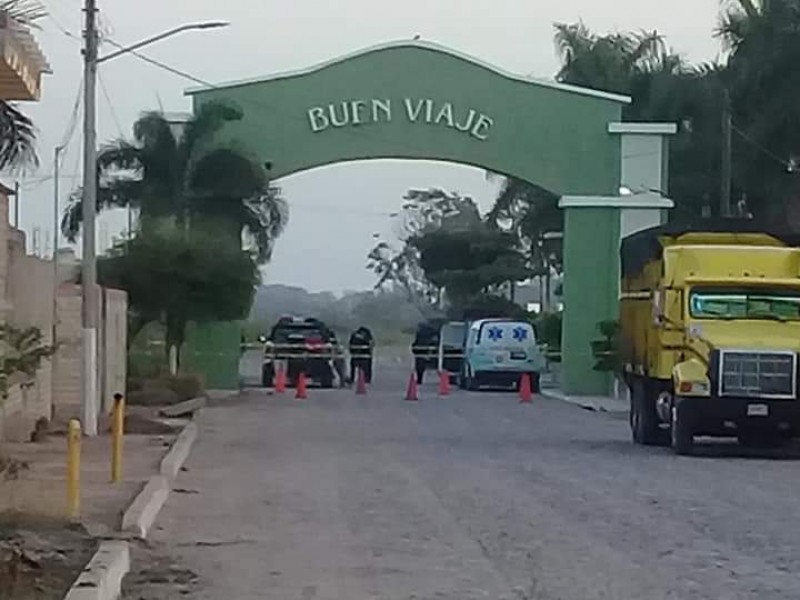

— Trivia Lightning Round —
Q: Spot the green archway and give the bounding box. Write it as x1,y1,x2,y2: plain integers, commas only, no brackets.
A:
187,41,626,194
183,41,652,396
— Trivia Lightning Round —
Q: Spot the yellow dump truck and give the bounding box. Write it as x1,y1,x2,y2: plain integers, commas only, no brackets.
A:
620,223,800,454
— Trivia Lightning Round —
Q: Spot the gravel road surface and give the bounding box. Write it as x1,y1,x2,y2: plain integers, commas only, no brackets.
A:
124,358,800,600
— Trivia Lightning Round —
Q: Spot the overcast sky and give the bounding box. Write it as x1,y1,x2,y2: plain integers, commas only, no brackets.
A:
20,0,723,292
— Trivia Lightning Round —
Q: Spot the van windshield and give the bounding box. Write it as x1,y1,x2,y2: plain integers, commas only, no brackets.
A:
690,288,800,321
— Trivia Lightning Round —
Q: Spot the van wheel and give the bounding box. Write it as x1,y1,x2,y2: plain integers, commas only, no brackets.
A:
468,370,480,391
631,378,667,446
671,400,694,456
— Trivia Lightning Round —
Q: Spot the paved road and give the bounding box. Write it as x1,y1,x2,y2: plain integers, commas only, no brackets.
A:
124,361,800,600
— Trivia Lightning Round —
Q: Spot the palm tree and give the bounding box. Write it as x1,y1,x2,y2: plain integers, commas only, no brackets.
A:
717,0,800,224
62,102,288,263
0,0,47,171
554,21,688,119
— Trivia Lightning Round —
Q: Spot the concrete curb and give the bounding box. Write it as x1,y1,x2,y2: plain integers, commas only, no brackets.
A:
160,421,198,481
64,541,130,600
121,415,201,539
121,475,169,539
542,389,629,414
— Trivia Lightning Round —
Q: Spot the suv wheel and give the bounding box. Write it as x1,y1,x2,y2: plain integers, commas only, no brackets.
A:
261,364,274,388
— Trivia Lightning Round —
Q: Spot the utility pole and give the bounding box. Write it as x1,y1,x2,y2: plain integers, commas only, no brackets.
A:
53,146,63,405
81,0,99,436
13,181,19,228
721,88,733,218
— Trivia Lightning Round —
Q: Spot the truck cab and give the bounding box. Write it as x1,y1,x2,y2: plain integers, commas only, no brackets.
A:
620,223,800,454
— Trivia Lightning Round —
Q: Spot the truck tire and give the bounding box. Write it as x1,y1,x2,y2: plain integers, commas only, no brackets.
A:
671,400,694,456
630,378,667,446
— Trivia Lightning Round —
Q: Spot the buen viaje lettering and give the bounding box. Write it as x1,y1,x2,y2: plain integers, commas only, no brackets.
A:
307,98,494,140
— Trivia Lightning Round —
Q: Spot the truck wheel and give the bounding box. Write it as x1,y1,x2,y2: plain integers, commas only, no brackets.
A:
261,364,274,388
671,400,694,456
631,379,667,446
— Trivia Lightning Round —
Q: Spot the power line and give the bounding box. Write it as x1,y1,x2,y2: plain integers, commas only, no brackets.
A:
99,36,462,157
101,37,211,87
98,70,125,137
45,12,81,42
731,123,792,170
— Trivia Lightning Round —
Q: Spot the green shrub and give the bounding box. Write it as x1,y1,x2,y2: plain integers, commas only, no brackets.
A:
158,373,204,402
533,312,562,354
127,387,181,407
590,320,621,374
128,350,167,380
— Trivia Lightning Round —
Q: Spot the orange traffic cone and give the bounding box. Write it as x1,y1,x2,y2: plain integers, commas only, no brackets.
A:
296,372,308,400
275,365,287,394
438,371,451,396
355,367,367,395
519,373,533,404
405,373,419,402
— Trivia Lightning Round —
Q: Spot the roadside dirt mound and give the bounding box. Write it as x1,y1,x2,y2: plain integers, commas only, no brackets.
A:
0,513,96,600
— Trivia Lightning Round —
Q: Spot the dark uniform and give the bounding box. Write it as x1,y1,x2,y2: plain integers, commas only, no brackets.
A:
411,323,440,385
349,327,375,383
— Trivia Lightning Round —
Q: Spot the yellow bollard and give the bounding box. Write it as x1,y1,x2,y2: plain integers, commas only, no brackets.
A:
111,393,125,483
66,418,81,519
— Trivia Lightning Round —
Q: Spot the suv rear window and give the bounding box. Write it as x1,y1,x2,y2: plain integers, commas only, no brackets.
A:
272,326,325,343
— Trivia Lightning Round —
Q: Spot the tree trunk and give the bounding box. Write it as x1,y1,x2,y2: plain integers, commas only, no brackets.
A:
165,311,187,376
544,269,551,313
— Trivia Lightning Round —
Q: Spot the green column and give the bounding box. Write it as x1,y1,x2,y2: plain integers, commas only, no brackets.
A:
182,321,242,391
559,198,622,396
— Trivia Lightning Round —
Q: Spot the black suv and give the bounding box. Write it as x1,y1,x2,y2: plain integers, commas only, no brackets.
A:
261,317,338,388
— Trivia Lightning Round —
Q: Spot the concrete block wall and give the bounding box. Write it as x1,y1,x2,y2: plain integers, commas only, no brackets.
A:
53,284,83,420
0,190,129,437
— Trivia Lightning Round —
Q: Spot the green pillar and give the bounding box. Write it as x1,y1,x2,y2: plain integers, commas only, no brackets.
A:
558,122,677,397
559,194,674,395
182,321,242,391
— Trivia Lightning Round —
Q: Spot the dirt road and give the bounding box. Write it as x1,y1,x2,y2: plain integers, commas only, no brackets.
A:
124,361,800,599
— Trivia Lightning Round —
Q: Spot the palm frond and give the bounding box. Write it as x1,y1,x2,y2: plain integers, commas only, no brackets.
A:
98,140,143,173
0,0,47,27
60,181,142,242
180,102,243,165
241,186,288,263
0,100,36,170
188,147,265,199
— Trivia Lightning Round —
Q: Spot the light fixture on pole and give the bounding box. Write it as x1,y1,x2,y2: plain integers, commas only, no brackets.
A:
80,2,228,436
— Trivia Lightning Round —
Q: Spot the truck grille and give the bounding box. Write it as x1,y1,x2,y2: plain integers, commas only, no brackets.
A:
719,351,796,398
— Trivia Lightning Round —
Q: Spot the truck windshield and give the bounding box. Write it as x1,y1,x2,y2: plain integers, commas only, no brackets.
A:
690,288,800,321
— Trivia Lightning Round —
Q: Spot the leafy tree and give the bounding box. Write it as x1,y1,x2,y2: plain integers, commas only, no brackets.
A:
486,177,562,278
411,224,531,309
367,188,481,308
62,102,288,263
0,323,55,396
98,221,259,373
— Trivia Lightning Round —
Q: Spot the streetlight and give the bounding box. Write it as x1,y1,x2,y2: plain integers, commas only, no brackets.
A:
80,7,228,435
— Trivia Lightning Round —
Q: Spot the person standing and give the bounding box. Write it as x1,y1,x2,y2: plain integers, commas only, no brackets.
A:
349,326,375,383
